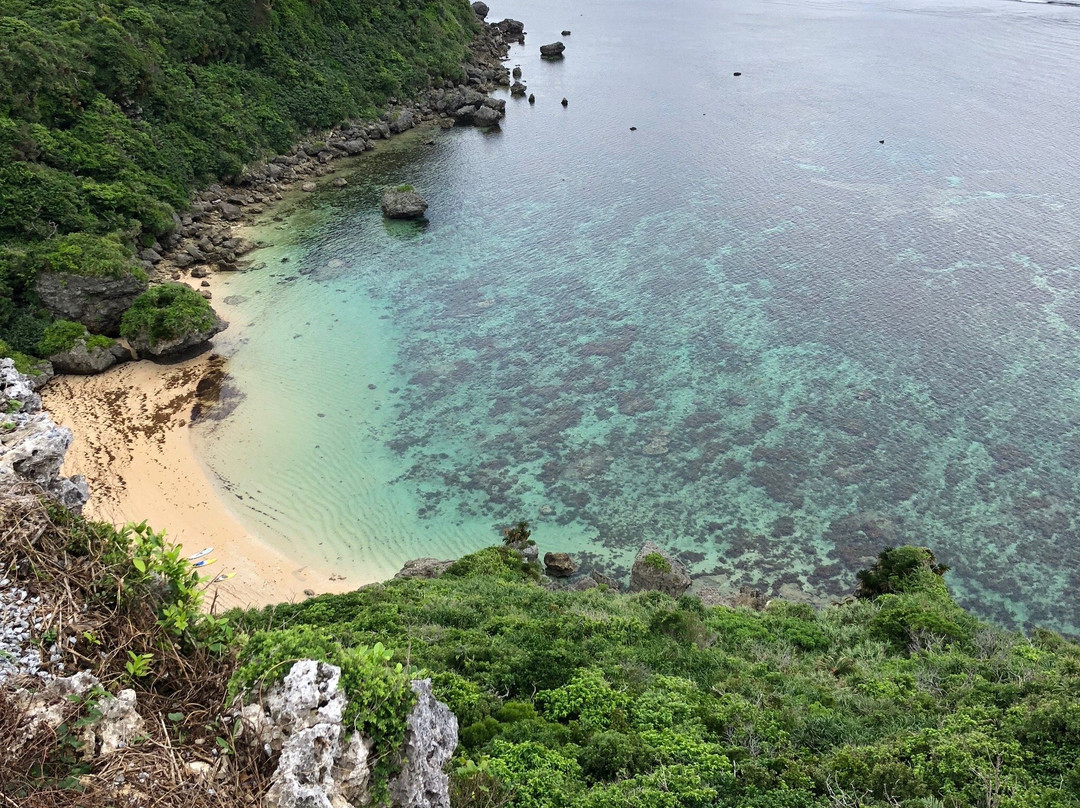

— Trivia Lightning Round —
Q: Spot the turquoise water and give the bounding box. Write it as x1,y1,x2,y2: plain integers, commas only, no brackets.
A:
199,0,1080,633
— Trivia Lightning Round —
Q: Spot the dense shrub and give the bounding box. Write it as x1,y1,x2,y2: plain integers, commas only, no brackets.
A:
230,545,1080,808
119,283,215,345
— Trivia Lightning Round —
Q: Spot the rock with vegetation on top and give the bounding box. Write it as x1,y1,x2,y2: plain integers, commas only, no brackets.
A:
395,558,454,580
120,284,225,359
540,41,566,59
629,542,691,597
387,679,458,808
544,552,577,578
39,320,128,375
381,186,429,219
35,271,148,338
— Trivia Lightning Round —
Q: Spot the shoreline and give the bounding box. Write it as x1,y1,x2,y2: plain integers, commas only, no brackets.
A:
42,344,358,609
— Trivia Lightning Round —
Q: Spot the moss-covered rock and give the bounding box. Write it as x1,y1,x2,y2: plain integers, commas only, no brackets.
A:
120,284,224,358
38,320,125,374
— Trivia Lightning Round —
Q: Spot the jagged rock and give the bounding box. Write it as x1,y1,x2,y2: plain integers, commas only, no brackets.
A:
510,81,527,96
394,558,453,579
512,66,522,78
540,42,566,59
0,360,89,510
629,542,692,598
561,97,568,106
128,316,226,359
48,339,129,375
389,108,416,134
494,19,524,37
471,1,488,19
96,689,144,755
570,577,598,591
544,552,576,578
590,570,621,591
387,679,458,808
139,248,163,264
381,187,428,219
35,271,147,336
472,104,502,127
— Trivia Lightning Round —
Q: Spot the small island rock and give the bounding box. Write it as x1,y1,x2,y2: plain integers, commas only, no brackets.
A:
540,41,566,59
381,187,429,219
561,29,571,36
629,542,691,598
510,81,527,97
544,552,577,578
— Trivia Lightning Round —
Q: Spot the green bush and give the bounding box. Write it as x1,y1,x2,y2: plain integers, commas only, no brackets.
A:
120,283,215,345
37,319,87,356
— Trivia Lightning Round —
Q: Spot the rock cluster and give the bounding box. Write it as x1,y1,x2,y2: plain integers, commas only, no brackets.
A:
0,359,89,511
0,577,56,683
240,660,457,808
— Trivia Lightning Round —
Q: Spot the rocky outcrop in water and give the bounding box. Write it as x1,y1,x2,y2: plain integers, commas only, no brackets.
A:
629,542,691,598
381,187,429,219
240,661,457,808
540,42,566,59
0,359,88,512
35,271,147,337
544,552,577,578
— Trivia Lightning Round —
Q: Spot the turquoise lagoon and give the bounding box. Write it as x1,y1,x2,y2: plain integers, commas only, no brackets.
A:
197,0,1080,633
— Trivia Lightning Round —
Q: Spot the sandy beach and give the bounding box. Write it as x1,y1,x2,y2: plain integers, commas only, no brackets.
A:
42,346,356,610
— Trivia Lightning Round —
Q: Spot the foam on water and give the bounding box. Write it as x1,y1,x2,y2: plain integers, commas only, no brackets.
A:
197,0,1080,633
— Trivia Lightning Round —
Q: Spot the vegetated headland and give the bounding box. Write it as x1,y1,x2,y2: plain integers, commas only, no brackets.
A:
1,0,1079,807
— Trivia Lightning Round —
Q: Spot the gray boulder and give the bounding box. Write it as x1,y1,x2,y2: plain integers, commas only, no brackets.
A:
381,187,428,219
389,108,416,134
395,558,454,580
472,104,502,127
540,42,566,59
471,1,488,18
510,81,527,97
544,552,576,578
35,271,147,336
629,542,692,598
494,19,524,37
388,679,458,808
48,339,129,375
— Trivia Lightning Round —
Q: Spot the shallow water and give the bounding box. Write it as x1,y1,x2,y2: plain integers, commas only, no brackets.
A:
198,0,1080,633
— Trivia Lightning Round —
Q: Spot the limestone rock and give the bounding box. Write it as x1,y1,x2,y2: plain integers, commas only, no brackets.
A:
544,552,576,578
394,558,454,580
471,104,502,127
387,679,458,808
48,339,128,375
570,576,598,591
35,271,147,336
0,360,89,511
381,188,428,219
389,108,416,134
128,316,226,359
629,542,691,598
540,42,566,59
590,570,621,591
96,689,144,755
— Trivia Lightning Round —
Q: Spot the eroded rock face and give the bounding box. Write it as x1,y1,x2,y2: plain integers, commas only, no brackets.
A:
35,272,147,337
48,339,130,375
388,679,458,808
0,359,89,511
128,317,226,359
381,188,429,220
241,662,457,808
629,542,691,598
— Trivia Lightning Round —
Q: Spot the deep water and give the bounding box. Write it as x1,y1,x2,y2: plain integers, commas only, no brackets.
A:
198,0,1080,634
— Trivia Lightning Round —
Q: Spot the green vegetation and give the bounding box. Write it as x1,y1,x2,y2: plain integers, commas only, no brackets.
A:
0,0,479,361
37,318,113,356
395,184,416,192
642,551,671,572
119,283,214,346
232,545,1080,808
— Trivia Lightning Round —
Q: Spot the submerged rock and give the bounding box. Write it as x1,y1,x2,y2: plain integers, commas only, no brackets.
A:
540,41,566,59
381,187,429,219
629,542,691,598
